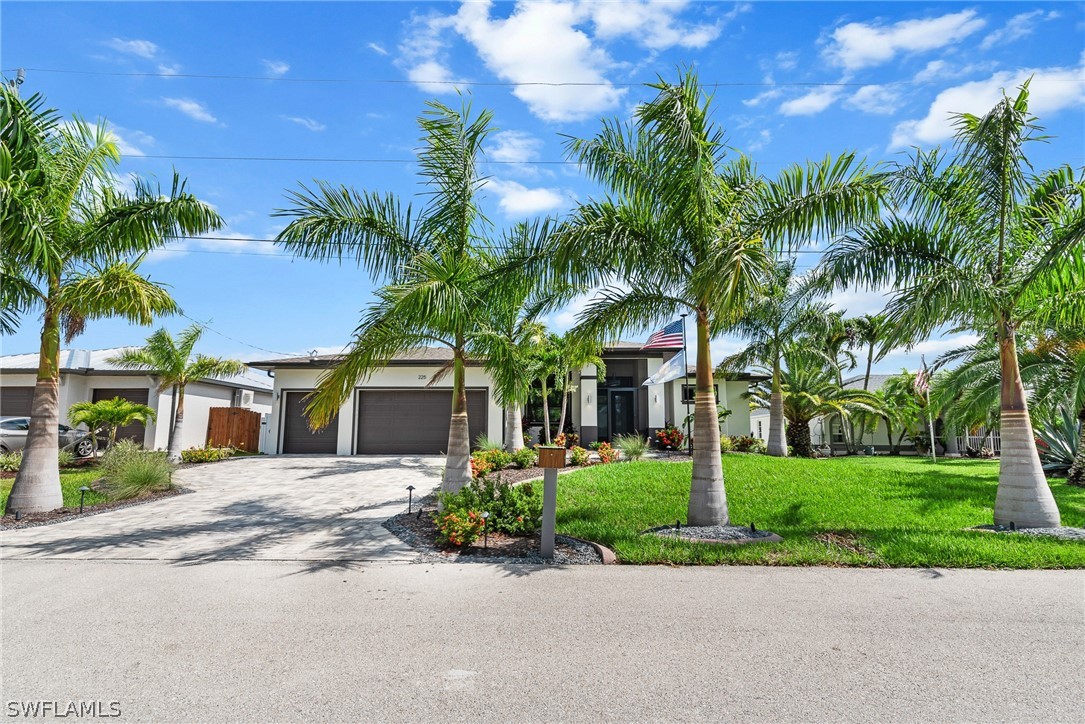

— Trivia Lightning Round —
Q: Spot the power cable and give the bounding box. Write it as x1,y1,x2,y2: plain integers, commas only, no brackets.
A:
177,312,293,357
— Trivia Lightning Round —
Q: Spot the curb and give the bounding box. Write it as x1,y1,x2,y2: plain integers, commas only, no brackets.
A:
564,535,618,564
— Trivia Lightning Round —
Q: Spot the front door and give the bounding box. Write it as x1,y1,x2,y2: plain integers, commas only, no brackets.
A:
609,389,636,438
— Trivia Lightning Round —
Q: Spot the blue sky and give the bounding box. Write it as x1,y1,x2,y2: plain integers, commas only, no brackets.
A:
2,1,1083,375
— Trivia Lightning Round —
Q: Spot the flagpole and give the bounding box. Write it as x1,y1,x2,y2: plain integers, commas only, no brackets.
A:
922,355,936,464
680,313,691,457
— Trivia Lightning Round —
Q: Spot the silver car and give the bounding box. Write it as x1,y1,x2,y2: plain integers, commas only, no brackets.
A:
0,416,96,458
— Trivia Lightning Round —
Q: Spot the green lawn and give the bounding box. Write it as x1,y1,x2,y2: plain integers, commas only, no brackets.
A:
1,469,106,516
556,455,1085,568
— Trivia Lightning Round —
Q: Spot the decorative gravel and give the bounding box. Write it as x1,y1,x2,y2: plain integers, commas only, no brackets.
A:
972,525,1085,541
646,523,782,544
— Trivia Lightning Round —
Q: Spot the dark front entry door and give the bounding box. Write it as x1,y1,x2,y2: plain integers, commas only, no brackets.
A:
609,389,636,438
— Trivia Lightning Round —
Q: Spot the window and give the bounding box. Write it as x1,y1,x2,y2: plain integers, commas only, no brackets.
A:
0,419,29,431
757,420,762,438
681,384,718,405
830,419,844,443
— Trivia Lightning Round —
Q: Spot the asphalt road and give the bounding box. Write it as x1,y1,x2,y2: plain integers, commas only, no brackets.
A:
2,561,1082,723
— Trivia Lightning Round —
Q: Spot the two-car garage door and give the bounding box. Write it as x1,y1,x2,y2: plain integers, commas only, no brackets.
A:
280,388,490,455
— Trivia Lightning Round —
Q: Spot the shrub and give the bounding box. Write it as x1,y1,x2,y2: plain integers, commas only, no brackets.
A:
587,441,601,450
57,448,76,468
180,446,235,464
0,451,21,472
1036,408,1079,478
434,477,542,541
719,435,733,453
731,435,767,454
655,423,685,450
553,432,567,448
596,441,620,464
434,510,486,547
470,454,494,479
509,447,537,469
101,449,173,500
470,449,512,478
570,446,590,466
474,434,504,453
615,433,648,461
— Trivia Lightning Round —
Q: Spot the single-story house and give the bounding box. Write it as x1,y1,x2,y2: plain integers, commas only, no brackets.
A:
0,348,273,450
248,343,765,455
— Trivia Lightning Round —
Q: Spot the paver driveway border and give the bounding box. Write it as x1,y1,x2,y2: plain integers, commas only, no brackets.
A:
0,455,445,566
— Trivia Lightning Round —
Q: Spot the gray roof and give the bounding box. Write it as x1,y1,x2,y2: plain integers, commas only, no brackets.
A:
0,347,273,391
842,374,895,392
249,346,458,369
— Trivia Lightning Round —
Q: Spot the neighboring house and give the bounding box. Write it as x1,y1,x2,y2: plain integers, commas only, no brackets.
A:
249,344,764,455
0,348,273,450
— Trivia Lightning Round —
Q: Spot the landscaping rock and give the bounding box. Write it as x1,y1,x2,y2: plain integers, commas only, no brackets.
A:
972,525,1085,541
645,523,783,545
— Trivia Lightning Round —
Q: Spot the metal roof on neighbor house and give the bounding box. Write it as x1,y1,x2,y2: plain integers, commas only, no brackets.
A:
0,348,273,391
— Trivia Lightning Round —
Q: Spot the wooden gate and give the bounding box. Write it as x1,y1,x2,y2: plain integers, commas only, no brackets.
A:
207,407,262,451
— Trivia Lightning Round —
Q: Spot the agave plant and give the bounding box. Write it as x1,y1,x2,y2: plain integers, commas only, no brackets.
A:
1035,407,1080,479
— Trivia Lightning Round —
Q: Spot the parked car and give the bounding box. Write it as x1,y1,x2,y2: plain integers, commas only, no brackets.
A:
0,416,96,458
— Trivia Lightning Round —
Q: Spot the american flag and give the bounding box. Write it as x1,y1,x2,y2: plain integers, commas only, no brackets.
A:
914,356,931,395
642,319,685,350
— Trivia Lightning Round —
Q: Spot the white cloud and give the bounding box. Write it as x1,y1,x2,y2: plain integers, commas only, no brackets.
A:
489,130,543,163
282,116,326,132
980,10,1059,51
824,10,985,71
367,42,389,56
845,85,902,115
827,286,890,317
891,61,1085,148
587,0,727,51
262,59,290,76
398,11,463,94
156,64,182,76
104,37,158,59
746,129,771,152
485,178,566,216
453,1,624,121
109,126,154,157
162,97,219,124
775,51,799,71
743,87,783,108
779,87,843,116
884,333,981,359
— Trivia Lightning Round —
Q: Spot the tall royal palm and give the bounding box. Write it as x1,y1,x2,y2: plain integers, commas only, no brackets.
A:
275,100,494,493
1,88,221,513
108,325,246,463
557,71,882,525
719,259,829,457
817,85,1085,527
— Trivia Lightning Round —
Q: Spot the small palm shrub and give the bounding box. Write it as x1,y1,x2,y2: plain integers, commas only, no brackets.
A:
509,447,537,469
1036,408,1079,478
614,434,647,461
180,446,235,464
100,440,173,499
570,446,590,466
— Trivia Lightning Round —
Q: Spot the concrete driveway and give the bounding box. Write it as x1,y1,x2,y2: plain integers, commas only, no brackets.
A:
0,455,443,564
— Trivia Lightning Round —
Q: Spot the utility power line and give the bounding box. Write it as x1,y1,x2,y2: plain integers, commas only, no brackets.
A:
178,312,293,357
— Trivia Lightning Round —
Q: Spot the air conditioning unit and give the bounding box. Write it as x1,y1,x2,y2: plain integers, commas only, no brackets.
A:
239,389,254,408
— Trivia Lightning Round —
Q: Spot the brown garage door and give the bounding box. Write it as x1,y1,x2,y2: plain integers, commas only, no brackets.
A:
0,387,35,416
281,390,339,454
93,387,150,443
356,388,488,454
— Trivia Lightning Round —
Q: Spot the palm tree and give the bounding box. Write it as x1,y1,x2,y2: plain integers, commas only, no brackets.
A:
879,369,929,455
554,70,883,525
848,313,892,447
68,397,157,456
748,347,881,457
817,84,1084,527
1,88,222,513
719,258,830,457
275,99,494,494
108,325,246,463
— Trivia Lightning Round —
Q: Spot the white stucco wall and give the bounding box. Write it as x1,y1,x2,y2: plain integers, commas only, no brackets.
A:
266,365,503,455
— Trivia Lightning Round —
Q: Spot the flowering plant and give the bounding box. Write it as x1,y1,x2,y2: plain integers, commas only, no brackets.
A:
655,424,685,450
434,510,486,547
569,446,590,466
596,441,619,464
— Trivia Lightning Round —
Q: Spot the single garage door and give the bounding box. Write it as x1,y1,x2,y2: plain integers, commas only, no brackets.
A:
93,387,150,443
356,389,489,454
0,387,35,416
281,390,339,454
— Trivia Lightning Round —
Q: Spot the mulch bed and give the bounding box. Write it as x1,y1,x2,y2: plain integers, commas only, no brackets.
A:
383,494,602,565
1,487,191,530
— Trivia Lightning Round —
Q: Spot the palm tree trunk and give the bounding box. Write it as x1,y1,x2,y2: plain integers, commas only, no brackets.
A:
687,310,727,526
993,324,1060,527
7,304,64,513
787,416,814,458
167,387,186,463
442,349,471,495
557,372,569,440
540,378,551,444
767,356,787,457
1067,407,1085,487
166,383,178,453
504,402,524,453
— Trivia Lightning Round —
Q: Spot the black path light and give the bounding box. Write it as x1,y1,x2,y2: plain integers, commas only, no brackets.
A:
406,485,416,514
78,486,91,514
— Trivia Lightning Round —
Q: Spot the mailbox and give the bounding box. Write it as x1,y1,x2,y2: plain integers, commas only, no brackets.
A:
537,445,566,469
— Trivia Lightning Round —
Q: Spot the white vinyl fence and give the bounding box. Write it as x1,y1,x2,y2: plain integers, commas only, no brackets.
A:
957,427,1001,455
